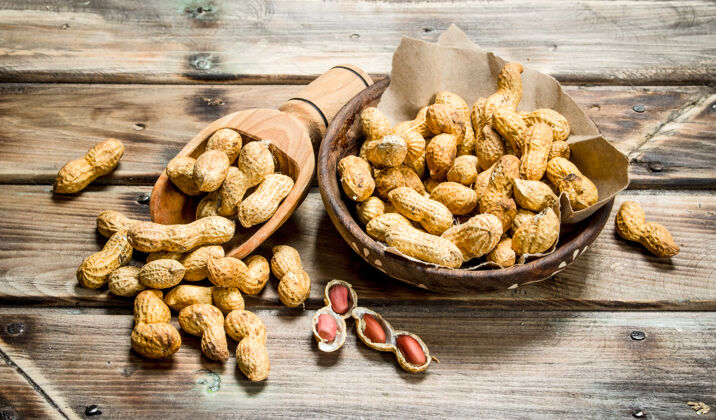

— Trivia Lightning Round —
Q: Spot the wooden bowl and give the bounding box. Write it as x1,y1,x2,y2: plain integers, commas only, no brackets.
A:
317,78,614,293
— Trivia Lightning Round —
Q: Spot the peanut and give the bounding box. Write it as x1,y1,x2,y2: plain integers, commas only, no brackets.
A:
316,314,337,342
164,285,213,311
218,141,276,216
129,216,235,253
375,166,425,199
53,138,124,194
519,122,553,180
366,212,413,242
390,106,431,138
482,197,518,234
615,201,679,257
131,290,181,359
457,122,476,157
329,284,350,314
486,237,516,267
434,91,474,156
474,162,497,197
522,108,570,141
225,310,270,382
548,141,571,160
426,103,465,137
426,133,459,180
77,230,133,289
207,255,270,295
271,245,311,308
492,106,527,157
337,155,375,202
166,156,201,196
195,191,221,219
146,251,182,263
237,173,294,228
512,209,536,233
212,287,245,315
107,266,145,297
546,157,598,211
356,196,385,225
423,177,441,194
193,150,230,192
484,62,524,121
430,182,478,215
402,130,427,173
477,125,507,171
360,107,391,142
512,207,560,254
384,223,463,268
396,335,426,366
447,155,478,186
442,213,502,261
179,245,225,281
361,313,386,344
96,210,139,238
389,187,453,235
513,179,558,212
365,134,408,168
139,259,185,289
479,155,520,214
206,128,242,163
178,304,229,362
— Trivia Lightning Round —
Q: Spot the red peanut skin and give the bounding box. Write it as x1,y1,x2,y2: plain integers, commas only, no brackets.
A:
397,335,426,365
316,314,337,342
362,314,386,344
329,285,349,314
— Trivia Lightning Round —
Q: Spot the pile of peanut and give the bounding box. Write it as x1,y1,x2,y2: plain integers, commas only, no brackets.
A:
338,62,600,268
167,128,293,227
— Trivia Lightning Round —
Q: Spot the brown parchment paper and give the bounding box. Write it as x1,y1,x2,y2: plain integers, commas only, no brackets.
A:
378,25,629,224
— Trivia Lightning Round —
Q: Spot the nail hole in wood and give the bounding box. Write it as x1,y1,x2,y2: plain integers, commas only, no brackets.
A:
630,330,646,341
6,322,24,335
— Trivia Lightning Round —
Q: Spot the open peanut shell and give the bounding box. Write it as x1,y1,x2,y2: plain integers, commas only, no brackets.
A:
311,307,347,353
352,307,432,373
323,279,358,319
311,280,359,352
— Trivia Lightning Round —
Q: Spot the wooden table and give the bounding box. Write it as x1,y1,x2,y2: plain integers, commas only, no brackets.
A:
1,2,715,418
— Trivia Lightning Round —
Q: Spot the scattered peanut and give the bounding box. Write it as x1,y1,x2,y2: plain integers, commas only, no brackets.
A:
206,128,242,163
131,290,181,359
207,255,270,295
96,210,139,238
53,138,124,194
237,174,294,228
166,156,201,196
212,287,245,315
385,223,463,268
178,304,229,362
218,141,276,217
107,266,145,297
128,216,235,253
164,285,213,311
337,155,375,202
546,157,598,211
77,230,133,289
178,245,225,281
492,106,527,156
484,62,524,120
193,150,230,192
615,201,679,257
139,259,185,289
225,309,270,381
271,245,311,308
389,187,453,235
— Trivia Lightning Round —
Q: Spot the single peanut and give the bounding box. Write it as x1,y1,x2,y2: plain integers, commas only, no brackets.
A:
139,259,185,289
164,285,213,311
365,212,413,242
195,191,221,219
178,304,229,362
77,230,133,289
316,314,337,342
548,141,571,160
442,213,502,262
479,155,521,214
615,201,679,257
423,177,441,194
474,162,497,197
492,106,528,156
388,187,453,235
212,287,245,315
206,128,242,163
512,209,536,233
166,156,201,196
396,335,426,366
482,197,518,234
337,155,375,202
207,255,270,295
128,216,235,253
522,108,570,141
96,210,139,238
225,309,269,382
329,284,350,314
361,314,386,344
390,106,431,138
218,141,276,216
271,245,311,308
430,182,478,215
179,245,225,281
484,62,524,121
546,157,598,211
447,155,478,186
237,173,294,228
193,150,230,192
131,290,181,359
519,122,553,180
477,125,507,171
402,130,427,173
107,266,145,297
365,134,408,168
512,207,560,254
426,133,459,180
384,223,463,268
434,91,474,156
360,107,391,142
53,138,124,194
486,237,516,267
356,196,385,225
513,179,558,212
375,166,425,199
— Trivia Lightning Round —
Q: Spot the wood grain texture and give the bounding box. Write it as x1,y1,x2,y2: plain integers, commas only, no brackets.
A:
0,353,66,419
0,185,713,309
0,307,714,418
0,84,713,188
0,1,714,84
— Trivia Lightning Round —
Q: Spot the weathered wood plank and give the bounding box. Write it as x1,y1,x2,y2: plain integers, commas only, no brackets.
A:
0,353,66,419
0,185,713,309
0,308,713,418
0,1,714,84
0,84,713,188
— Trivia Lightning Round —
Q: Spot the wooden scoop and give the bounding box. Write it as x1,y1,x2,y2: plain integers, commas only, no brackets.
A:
150,65,373,258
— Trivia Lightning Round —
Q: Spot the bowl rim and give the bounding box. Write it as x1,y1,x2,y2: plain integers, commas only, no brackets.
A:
317,77,613,292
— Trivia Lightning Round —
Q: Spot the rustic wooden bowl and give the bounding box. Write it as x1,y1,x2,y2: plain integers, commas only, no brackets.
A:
317,78,614,293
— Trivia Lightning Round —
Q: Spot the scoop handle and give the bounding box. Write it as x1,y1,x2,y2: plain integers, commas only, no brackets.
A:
279,65,373,148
